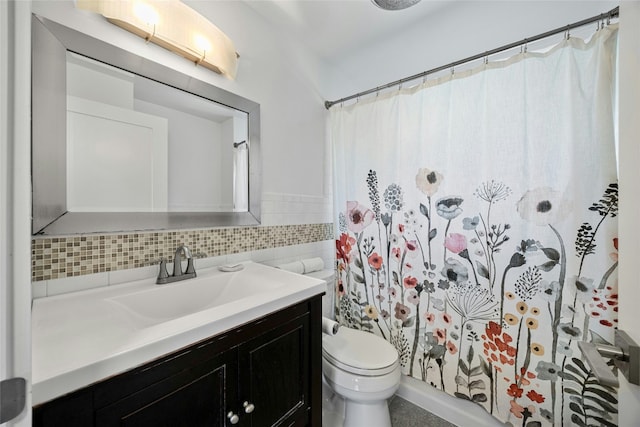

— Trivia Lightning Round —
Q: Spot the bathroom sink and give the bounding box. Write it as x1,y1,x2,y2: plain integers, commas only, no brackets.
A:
32,261,325,405
108,267,283,326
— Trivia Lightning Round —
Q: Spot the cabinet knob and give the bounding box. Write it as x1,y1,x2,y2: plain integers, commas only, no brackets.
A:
227,411,240,424
243,401,255,413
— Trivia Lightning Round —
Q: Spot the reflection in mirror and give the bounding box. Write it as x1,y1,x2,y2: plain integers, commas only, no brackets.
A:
32,14,261,235
66,52,249,214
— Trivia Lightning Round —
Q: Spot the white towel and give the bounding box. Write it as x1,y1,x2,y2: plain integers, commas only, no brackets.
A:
276,261,305,274
322,317,340,335
301,257,324,274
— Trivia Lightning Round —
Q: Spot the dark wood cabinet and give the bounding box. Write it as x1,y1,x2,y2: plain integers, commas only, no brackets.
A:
239,313,309,426
33,296,322,427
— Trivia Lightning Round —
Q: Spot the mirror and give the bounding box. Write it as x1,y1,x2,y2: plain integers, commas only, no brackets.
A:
32,14,261,235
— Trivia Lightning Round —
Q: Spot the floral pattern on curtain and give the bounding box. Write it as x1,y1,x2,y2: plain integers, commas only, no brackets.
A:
331,26,618,426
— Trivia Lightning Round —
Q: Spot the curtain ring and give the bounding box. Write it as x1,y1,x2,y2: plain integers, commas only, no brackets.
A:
565,25,571,40
450,67,454,75
607,12,611,25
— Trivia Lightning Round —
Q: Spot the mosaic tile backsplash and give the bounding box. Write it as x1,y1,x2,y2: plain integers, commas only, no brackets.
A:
32,223,333,282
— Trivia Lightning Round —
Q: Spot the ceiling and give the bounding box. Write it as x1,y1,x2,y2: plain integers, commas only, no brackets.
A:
242,0,448,64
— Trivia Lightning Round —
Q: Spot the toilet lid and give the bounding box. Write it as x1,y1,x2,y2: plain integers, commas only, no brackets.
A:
323,327,399,376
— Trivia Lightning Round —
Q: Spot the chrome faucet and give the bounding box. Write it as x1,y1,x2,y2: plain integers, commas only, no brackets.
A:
156,245,197,284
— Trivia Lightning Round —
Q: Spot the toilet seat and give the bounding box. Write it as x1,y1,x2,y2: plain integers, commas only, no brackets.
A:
322,327,399,376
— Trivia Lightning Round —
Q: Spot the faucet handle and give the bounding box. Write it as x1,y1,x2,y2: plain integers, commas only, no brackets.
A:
185,258,196,275
193,252,208,259
152,258,169,280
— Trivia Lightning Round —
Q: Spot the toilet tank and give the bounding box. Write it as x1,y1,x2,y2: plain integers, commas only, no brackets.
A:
305,269,335,319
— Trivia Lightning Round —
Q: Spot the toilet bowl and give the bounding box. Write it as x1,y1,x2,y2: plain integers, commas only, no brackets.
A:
322,326,401,427
305,269,401,427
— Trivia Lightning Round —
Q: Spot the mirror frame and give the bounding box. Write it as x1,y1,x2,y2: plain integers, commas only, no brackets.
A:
32,14,261,235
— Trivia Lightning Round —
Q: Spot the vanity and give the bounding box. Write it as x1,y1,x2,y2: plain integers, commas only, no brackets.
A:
32,262,324,426
30,12,325,426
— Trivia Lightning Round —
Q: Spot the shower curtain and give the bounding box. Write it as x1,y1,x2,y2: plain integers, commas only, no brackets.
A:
331,26,618,426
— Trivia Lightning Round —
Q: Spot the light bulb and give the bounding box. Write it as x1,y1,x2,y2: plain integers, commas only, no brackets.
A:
133,1,159,26
194,34,212,55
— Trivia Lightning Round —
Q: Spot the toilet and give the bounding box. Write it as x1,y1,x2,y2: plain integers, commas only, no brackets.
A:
306,269,402,427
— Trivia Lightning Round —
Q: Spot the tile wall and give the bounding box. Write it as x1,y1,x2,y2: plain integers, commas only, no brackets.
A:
32,193,336,298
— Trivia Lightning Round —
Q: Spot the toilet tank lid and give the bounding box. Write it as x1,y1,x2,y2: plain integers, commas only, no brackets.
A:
323,327,398,371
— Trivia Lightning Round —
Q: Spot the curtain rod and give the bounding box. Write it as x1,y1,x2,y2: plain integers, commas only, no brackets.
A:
324,6,619,109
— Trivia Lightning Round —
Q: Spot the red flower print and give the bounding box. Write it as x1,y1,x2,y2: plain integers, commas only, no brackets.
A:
507,384,523,398
589,286,618,326
509,400,525,419
446,340,458,355
484,321,501,340
483,321,516,368
441,312,452,326
515,372,531,386
424,312,435,324
336,233,356,263
444,233,467,254
392,247,401,261
526,389,545,404
500,354,515,365
337,279,345,296
435,328,446,344
405,240,418,252
368,252,383,270
518,369,536,384
403,276,418,289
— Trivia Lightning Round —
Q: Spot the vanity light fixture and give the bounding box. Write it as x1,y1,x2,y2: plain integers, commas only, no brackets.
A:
75,0,238,79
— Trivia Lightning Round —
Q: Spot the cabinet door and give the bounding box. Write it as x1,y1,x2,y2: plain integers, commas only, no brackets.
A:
96,350,237,427
33,389,94,427
238,313,310,427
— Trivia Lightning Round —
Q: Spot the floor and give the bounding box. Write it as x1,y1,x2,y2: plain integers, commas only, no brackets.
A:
389,396,457,427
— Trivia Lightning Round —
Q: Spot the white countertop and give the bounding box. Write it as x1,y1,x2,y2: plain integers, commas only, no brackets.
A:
32,261,325,405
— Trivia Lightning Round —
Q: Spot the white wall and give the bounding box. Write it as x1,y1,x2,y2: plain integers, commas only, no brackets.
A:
135,99,227,211
2,1,32,425
326,0,618,100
